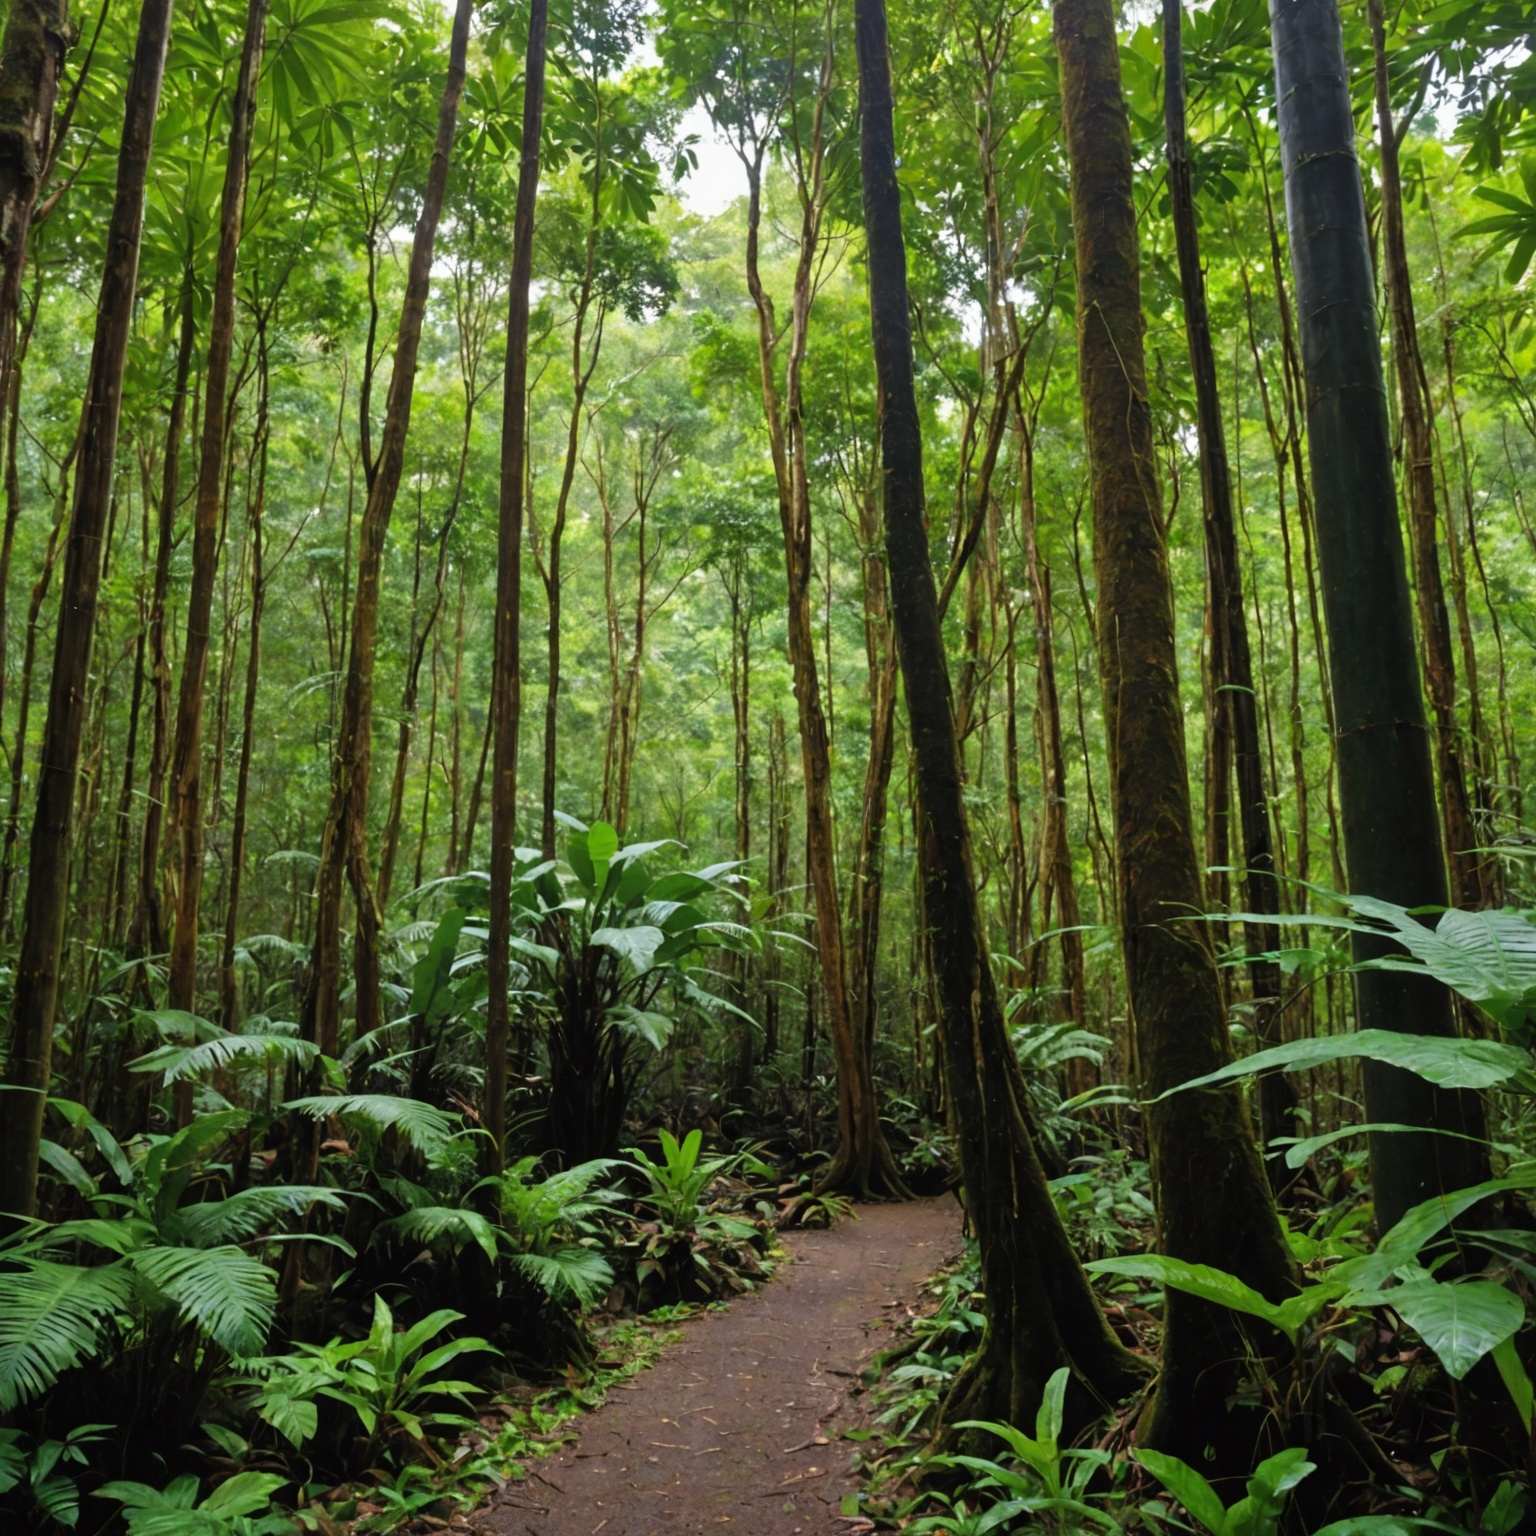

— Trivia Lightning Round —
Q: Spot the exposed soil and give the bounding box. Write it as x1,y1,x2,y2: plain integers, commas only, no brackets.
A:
474,1196,965,1536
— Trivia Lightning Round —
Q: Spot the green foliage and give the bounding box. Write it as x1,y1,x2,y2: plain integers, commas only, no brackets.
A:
240,1295,492,1466
96,1471,292,1535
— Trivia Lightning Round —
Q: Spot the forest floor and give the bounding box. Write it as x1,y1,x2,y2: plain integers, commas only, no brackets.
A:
473,1195,965,1536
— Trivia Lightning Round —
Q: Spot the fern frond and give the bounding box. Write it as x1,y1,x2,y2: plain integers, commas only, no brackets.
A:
511,1247,614,1306
376,1207,499,1266
282,1093,460,1156
165,1185,345,1247
130,1032,319,1083
0,1259,134,1410
129,1244,276,1357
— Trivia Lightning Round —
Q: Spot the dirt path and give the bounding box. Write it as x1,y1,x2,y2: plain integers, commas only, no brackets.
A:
475,1196,964,1536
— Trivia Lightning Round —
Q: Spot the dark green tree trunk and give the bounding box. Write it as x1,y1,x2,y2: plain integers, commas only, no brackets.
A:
484,0,548,1172
0,0,174,1219
1054,0,1295,1459
1270,0,1487,1233
855,0,1148,1429
1162,0,1296,1162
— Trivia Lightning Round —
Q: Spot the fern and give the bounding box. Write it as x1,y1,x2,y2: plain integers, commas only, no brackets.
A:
282,1093,459,1156
0,1259,134,1410
165,1185,345,1247
129,1245,276,1357
512,1247,615,1306
130,1032,319,1083
375,1206,499,1266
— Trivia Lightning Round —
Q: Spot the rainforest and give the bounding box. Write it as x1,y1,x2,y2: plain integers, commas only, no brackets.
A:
0,0,1534,1530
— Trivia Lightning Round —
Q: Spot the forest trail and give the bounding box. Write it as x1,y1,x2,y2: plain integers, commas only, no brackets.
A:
475,1196,965,1536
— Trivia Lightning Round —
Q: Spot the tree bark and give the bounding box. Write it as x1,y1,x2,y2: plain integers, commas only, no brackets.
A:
1270,0,1487,1233
301,0,473,1062
1054,0,1295,1457
1367,0,1484,913
1163,0,1296,1160
484,0,548,1170
165,0,269,1121
0,0,174,1220
856,0,1148,1428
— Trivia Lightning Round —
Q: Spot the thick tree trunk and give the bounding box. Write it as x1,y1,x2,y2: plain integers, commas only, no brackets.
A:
855,0,1148,1428
1270,0,1487,1233
165,0,268,1121
1163,0,1296,1159
0,0,174,1220
484,0,547,1170
1054,0,1295,1457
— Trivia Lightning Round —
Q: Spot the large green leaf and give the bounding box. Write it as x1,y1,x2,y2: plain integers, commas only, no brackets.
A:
129,1032,318,1083
1344,1277,1524,1380
165,1186,345,1247
590,924,665,974
0,1260,134,1410
1151,1028,1531,1100
130,1245,277,1357
282,1093,459,1156
1085,1254,1337,1343
1133,1449,1226,1536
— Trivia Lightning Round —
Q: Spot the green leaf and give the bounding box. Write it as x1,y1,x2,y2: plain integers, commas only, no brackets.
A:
129,1245,276,1357
590,924,665,974
129,1032,319,1083
1134,1448,1227,1536
200,1470,288,1517
1492,1335,1533,1434
1151,1028,1530,1100
282,1093,459,1156
1086,1254,1328,1343
1346,1278,1524,1380
0,1260,134,1410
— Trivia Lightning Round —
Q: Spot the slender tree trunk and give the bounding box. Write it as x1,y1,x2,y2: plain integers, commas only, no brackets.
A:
221,338,270,1028
165,0,269,1122
1163,0,1295,1156
740,33,903,1197
1272,0,1488,1233
1055,0,1294,1457
131,268,195,959
855,0,1147,1428
0,0,174,1220
1367,0,1483,912
302,0,473,1063
485,0,547,1170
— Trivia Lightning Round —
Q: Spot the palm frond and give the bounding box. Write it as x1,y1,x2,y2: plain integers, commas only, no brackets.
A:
282,1093,460,1157
376,1207,499,1265
130,1031,319,1083
0,1259,134,1410
511,1247,614,1306
129,1244,276,1357
165,1185,346,1247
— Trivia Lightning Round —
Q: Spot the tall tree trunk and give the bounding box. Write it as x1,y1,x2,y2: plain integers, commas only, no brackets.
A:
1270,0,1487,1233
1367,0,1483,912
131,267,196,959
220,336,271,1028
484,0,547,1170
855,0,1147,1428
1163,0,1295,1158
740,30,902,1197
302,0,472,1062
0,0,174,1220
165,0,269,1121
1054,0,1294,1457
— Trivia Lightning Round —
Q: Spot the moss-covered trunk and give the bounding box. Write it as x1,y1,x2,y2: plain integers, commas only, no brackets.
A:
855,0,1148,1428
1054,0,1296,1457
1270,0,1487,1233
